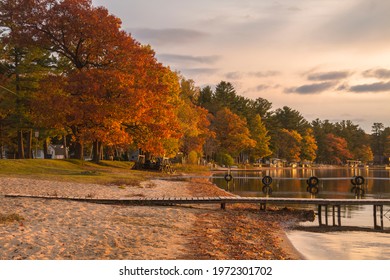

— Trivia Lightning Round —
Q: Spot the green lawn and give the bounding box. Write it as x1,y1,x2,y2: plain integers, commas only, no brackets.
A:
0,159,154,185
0,159,211,186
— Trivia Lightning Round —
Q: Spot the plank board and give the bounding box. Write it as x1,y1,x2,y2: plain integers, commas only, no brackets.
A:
5,194,390,206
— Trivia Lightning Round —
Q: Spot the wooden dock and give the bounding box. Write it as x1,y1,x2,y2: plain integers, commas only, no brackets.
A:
4,194,390,230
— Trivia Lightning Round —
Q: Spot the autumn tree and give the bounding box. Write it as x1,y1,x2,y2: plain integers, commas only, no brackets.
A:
126,62,182,158
211,108,255,159
323,133,352,165
249,114,272,161
334,120,368,162
311,119,334,163
354,145,374,164
177,78,213,159
11,0,183,162
300,128,317,162
1,0,121,159
274,129,302,162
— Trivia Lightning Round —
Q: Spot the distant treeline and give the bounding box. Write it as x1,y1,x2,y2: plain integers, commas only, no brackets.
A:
0,0,389,165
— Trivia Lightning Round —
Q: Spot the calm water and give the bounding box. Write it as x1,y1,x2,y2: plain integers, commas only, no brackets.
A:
211,168,390,259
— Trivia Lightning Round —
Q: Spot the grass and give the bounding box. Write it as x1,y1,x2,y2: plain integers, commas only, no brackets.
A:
0,159,212,186
0,159,155,185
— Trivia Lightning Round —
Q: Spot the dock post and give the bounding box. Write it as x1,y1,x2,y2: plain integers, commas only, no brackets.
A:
380,205,384,230
332,205,335,226
337,205,341,226
318,205,322,226
373,205,384,230
374,205,377,229
325,205,328,226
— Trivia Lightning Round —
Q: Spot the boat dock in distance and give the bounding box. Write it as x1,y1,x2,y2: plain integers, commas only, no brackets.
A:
4,194,390,230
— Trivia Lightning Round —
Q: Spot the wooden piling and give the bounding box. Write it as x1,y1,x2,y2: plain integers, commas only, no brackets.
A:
332,205,335,226
318,205,322,226
380,205,384,230
374,205,384,230
337,205,341,226
325,205,328,226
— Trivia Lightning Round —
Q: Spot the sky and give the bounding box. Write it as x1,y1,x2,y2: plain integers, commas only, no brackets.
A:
92,0,390,132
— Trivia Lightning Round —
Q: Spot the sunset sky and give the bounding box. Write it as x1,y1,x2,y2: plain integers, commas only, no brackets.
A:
92,0,390,132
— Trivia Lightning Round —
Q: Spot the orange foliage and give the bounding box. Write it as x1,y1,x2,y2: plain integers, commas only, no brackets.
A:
324,133,353,164
27,0,183,157
212,108,255,157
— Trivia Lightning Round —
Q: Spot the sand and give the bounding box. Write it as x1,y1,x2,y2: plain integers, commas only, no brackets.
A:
0,176,309,260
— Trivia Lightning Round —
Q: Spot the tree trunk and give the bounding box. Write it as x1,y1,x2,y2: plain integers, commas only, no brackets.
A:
63,135,68,159
92,140,102,163
74,142,84,160
17,130,24,159
26,129,33,159
43,138,49,159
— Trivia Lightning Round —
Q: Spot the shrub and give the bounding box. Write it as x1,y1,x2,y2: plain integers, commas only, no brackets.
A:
187,151,199,164
216,153,234,167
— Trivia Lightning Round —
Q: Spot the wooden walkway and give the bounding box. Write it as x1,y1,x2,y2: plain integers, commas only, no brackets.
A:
4,194,390,230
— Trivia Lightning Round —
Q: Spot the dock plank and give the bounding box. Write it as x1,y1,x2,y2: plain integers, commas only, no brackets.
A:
5,194,390,206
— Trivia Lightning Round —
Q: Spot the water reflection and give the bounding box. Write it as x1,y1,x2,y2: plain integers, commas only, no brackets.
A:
212,168,390,259
212,168,390,199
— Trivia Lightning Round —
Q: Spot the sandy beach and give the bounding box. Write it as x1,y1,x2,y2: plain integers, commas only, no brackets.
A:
0,176,311,260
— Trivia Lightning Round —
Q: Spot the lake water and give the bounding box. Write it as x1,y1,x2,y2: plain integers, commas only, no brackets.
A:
211,168,390,259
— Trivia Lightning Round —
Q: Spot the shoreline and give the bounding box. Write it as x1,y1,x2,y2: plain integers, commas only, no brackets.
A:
0,176,311,260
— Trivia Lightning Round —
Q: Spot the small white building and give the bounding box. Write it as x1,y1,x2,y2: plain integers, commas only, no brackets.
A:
47,144,67,159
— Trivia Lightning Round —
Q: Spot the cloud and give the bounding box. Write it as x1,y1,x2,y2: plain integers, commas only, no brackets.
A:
249,71,280,78
223,70,280,80
225,72,243,80
363,68,390,79
286,82,335,94
244,83,281,94
349,81,390,93
180,68,219,76
158,54,221,65
287,6,302,12
129,28,208,46
307,71,351,81
337,83,348,91
255,84,271,91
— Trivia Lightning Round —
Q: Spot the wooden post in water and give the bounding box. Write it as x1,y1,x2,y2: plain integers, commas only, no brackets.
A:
332,205,335,226
374,205,384,230
318,205,322,226
325,205,328,226
380,205,384,230
337,205,341,226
